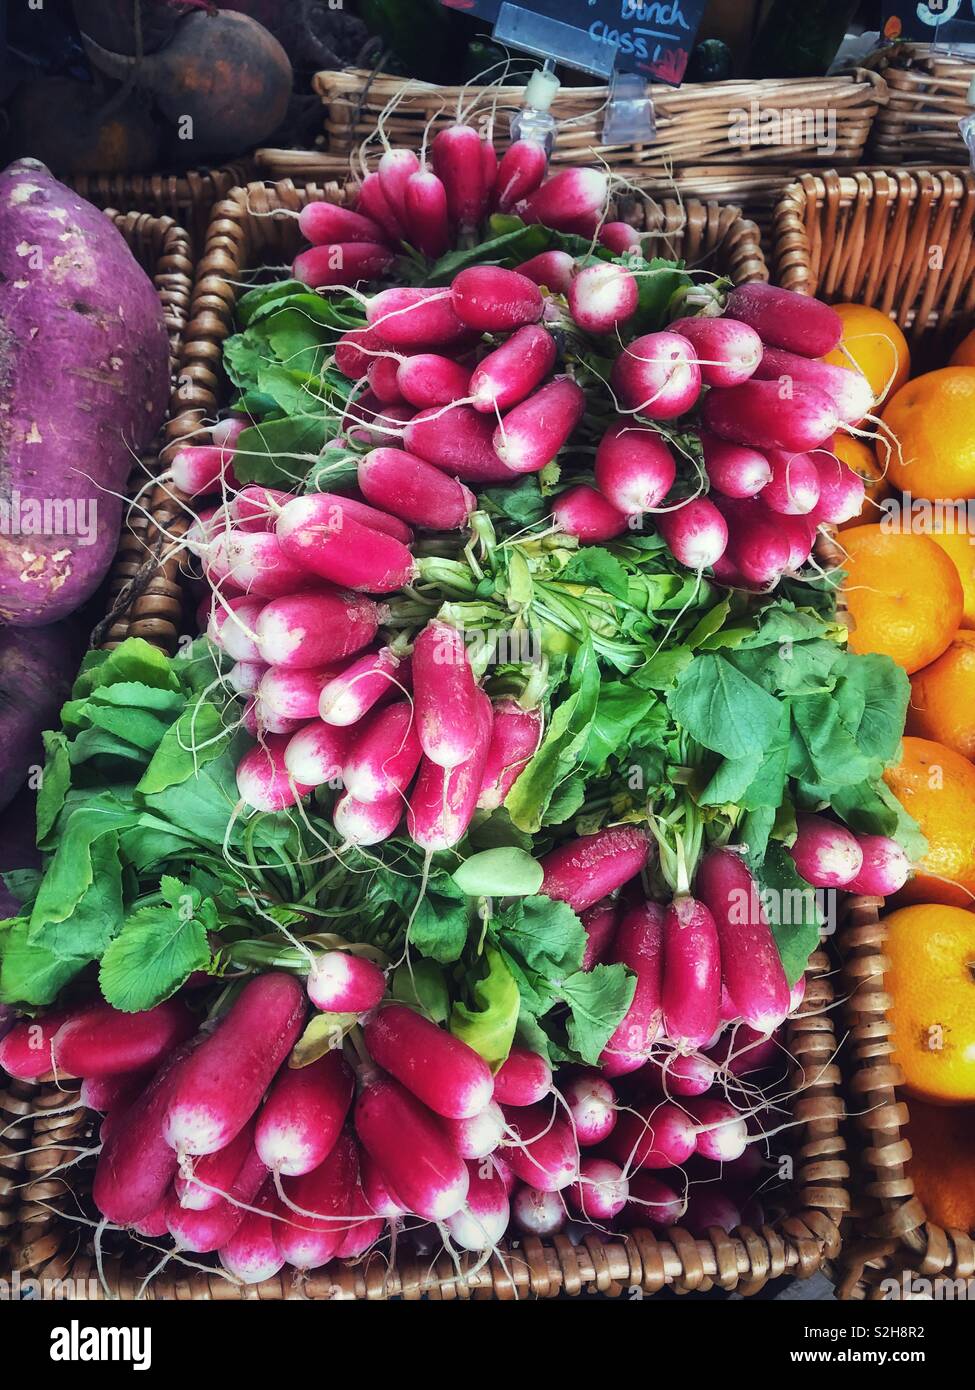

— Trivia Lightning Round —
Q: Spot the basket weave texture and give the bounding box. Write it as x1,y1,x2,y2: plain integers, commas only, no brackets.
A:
68,161,254,250
866,43,975,165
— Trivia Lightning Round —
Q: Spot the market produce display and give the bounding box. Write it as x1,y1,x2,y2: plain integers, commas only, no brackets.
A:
0,121,926,1287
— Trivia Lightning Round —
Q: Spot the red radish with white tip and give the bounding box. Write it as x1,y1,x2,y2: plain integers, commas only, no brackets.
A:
432,124,487,231
847,834,911,895
514,249,575,295
306,952,386,1014
656,497,729,569
761,449,821,515
378,147,420,224
396,354,471,409
357,172,405,242
450,265,543,333
169,443,239,498
255,1049,353,1177
360,1150,407,1218
469,324,557,414
283,720,347,787
608,1099,697,1170
703,379,839,452
335,323,390,380
276,495,416,594
298,202,390,247
366,354,405,405
569,262,639,334
343,701,422,804
52,999,194,1079
333,1185,383,1258
625,1172,684,1227
790,814,864,888
218,1180,284,1285
493,376,585,473
494,139,548,212
273,1130,359,1270
725,282,843,357
403,169,449,258
700,432,772,498
684,1191,742,1237
686,1097,748,1162
492,1048,552,1106
366,286,468,350
477,698,543,810
205,529,312,601
668,315,763,388
708,1022,782,1077
594,422,676,515
404,404,517,483
293,243,394,289
512,1184,566,1236
599,901,665,1076
319,646,408,727
237,735,313,811
175,1121,255,1211
581,902,618,970
661,895,721,1050
812,451,867,524
273,489,413,545
553,485,629,542
258,666,336,721
753,344,874,424
364,1003,494,1120
243,699,305,740
563,1071,617,1146
441,1102,506,1160
611,331,702,419
762,507,816,571
412,619,480,769
599,220,642,254
230,485,293,532
480,138,498,197
255,590,379,671
540,826,651,915
642,1050,717,1097
167,1143,269,1252
516,167,609,232
358,448,474,529
0,1005,90,1081
354,1076,470,1220
502,1102,578,1192
332,791,402,846
716,497,791,586
446,1163,510,1251
81,1070,150,1116
569,1158,629,1220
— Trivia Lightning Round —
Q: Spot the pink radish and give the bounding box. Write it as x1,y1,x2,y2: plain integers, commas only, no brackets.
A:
169,443,239,498
258,666,336,721
562,1071,617,1146
277,489,412,545
812,451,867,524
319,646,409,727
600,901,665,1076
580,901,618,970
358,448,474,529
716,497,791,586
335,323,390,380
569,262,639,334
237,734,313,811
695,848,791,1035
357,172,405,243
360,1150,407,1217
512,1183,566,1235
725,282,843,357
607,1099,697,1170
403,169,449,258
185,505,227,559
412,619,480,769
333,1183,384,1258
477,699,543,810
669,315,763,388
52,1000,194,1079
569,1158,628,1220
306,952,387,1013
345,396,415,448
299,202,390,247
446,1163,510,1251
132,1201,170,1239
293,243,394,289
81,1070,150,1115
363,1003,493,1120
450,265,543,333
502,1102,579,1192
206,529,312,601
515,250,575,295
332,791,402,846
625,1172,684,1227
642,1050,717,1096
255,1049,353,1177
218,1179,285,1284
396,354,471,409
242,699,305,741
552,485,628,542
469,324,557,414
366,287,468,350
494,139,548,212
162,973,307,1157
406,700,493,851
761,449,821,515
210,416,247,450
594,421,676,515
763,508,816,571
687,1097,748,1162
599,221,642,255
255,590,379,670
366,354,405,404
539,826,651,915
432,124,487,231
175,1120,255,1211
753,344,874,424
479,132,498,199
276,495,416,594
283,720,348,787
790,813,863,888
378,148,420,225
492,1047,552,1106
683,1191,742,1237
700,432,772,498
404,404,516,483
230,485,293,533
703,380,839,452
611,331,702,419
342,701,422,803
273,1129,358,1270
516,167,609,231
0,1006,96,1081
440,1101,506,1160
656,497,729,569
493,376,585,473
354,1075,469,1219
661,896,721,1049
847,834,911,895
167,1142,268,1252
708,1022,783,1077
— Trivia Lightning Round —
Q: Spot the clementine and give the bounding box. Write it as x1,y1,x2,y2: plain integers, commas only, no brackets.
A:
908,632,975,759
904,1099,975,1232
949,326,975,368
928,525,975,628
882,367,975,499
884,738,975,907
822,303,910,411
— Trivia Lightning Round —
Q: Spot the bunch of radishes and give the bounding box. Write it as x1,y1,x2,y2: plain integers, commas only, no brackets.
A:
788,814,911,897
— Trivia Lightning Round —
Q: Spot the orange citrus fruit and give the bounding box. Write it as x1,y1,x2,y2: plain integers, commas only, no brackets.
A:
883,903,975,1103
831,433,890,529
904,1100,975,1232
822,303,910,408
928,526,975,628
840,526,963,673
884,737,975,907
882,367,975,499
908,631,975,759
949,327,975,368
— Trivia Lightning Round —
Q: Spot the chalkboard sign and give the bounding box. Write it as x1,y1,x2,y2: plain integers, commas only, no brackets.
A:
441,0,708,85
882,1,975,45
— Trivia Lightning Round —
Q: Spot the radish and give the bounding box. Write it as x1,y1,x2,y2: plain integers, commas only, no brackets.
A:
539,826,651,915
218,1179,285,1284
81,1070,150,1115
716,498,791,586
492,1048,552,1106
412,619,480,769
298,201,390,247
594,422,676,515
162,973,306,1157
515,250,575,295
477,698,543,811
479,131,498,199
175,1120,255,1211
683,1191,742,1237
607,1099,697,1170
669,315,763,388
167,1143,268,1252
403,169,449,259
686,1097,748,1162
404,404,516,483
441,1101,506,1159
205,529,312,601
695,848,791,1036
354,1076,469,1220
569,1158,628,1220
346,397,415,447
847,834,911,895
789,813,863,889
357,172,405,243
493,376,585,474
580,902,618,970
306,951,387,1013
512,1184,566,1236
610,331,702,420
207,595,265,663
494,139,548,213
725,283,843,357
293,243,394,289
700,432,772,498
446,1163,510,1251
276,495,417,594
52,1000,194,1079
753,344,874,424
708,1022,782,1077
366,354,405,405
599,901,665,1077
516,167,609,232
132,1202,170,1239
275,489,413,545
642,1050,717,1096
342,701,422,803
335,324,391,380
258,665,336,721
211,416,248,451
502,1102,579,1192
319,646,409,727
656,498,728,569
469,324,557,414
552,485,628,542
332,791,403,846
255,1049,353,1178
360,1150,407,1217
358,448,475,529
273,1129,359,1270
432,124,487,231
761,449,821,516
625,1172,683,1227
237,735,313,811
242,699,305,740
186,505,227,559
366,287,468,350
562,1071,617,1146
363,1003,493,1120
0,1005,96,1080
702,379,839,452
396,354,471,409
378,147,420,225
283,720,348,787
661,896,721,1050
812,452,867,524
169,443,239,499
333,1184,384,1258
230,485,293,533
761,508,816,571
450,266,543,333
568,262,639,334
599,221,642,255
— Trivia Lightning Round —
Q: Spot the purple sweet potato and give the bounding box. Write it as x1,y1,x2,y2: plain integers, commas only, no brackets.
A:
0,160,170,625
0,624,77,813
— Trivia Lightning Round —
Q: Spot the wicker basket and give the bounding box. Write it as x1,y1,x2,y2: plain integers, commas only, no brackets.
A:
67,161,254,251
867,43,975,165
313,68,887,174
